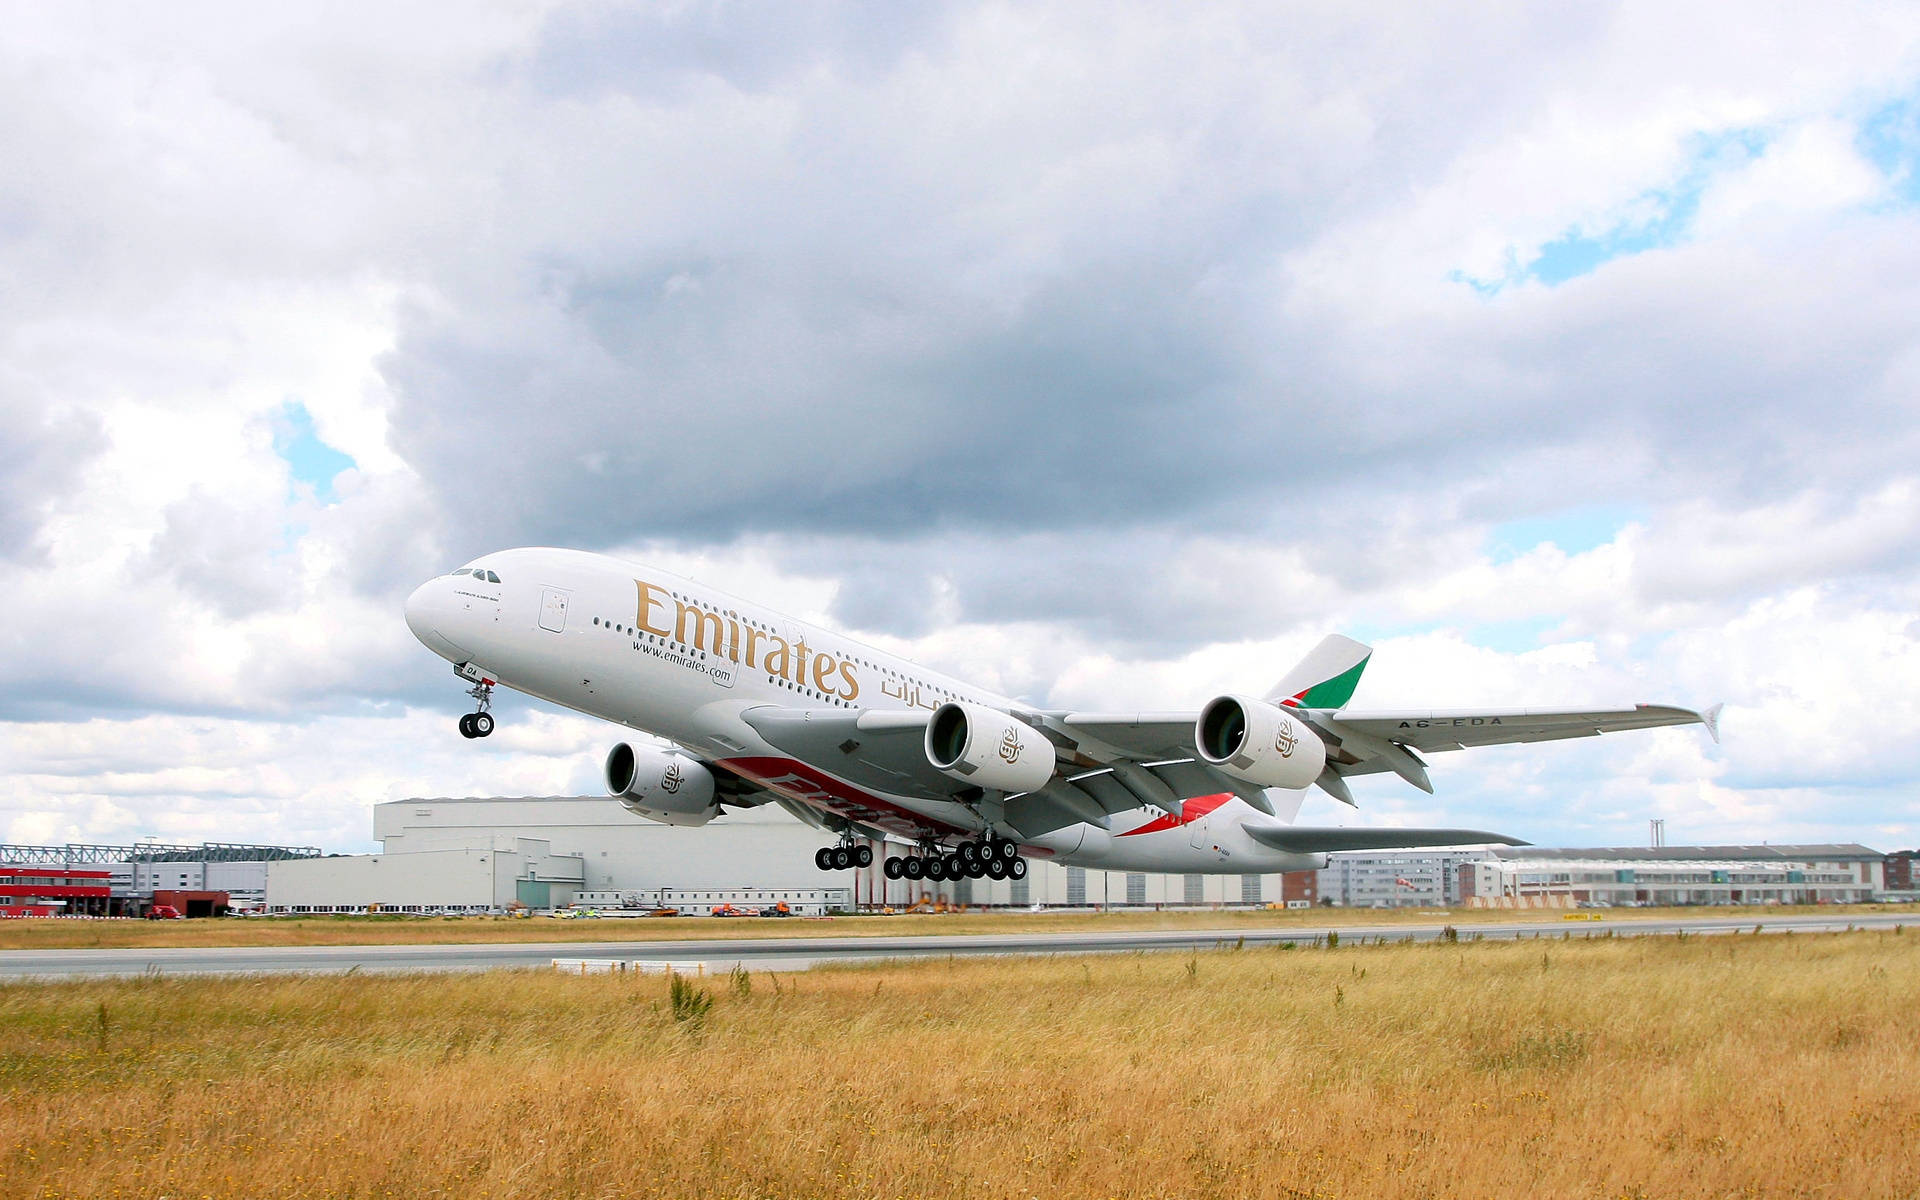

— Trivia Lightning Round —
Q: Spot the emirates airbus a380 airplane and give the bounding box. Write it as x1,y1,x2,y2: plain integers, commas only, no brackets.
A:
404,548,1720,884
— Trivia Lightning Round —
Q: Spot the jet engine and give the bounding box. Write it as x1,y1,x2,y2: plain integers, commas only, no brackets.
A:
604,742,721,827
925,702,1055,794
1194,694,1327,790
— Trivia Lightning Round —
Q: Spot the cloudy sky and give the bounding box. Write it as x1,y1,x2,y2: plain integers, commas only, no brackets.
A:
4,2,1918,854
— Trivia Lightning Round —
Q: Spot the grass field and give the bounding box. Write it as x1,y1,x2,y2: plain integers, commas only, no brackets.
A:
0,903,1884,951
2,929,1916,1198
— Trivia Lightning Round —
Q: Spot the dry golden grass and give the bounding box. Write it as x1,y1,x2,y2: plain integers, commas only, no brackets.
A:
0,903,1868,951
3,929,1917,1198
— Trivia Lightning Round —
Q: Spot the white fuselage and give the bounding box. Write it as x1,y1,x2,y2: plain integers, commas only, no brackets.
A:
404,547,1319,873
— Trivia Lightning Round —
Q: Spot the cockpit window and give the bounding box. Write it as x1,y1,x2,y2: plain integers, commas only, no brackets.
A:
484,570,501,583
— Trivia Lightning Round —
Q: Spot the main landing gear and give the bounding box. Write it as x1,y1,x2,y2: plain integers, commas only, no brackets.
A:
883,838,1027,882
814,840,874,871
457,678,495,739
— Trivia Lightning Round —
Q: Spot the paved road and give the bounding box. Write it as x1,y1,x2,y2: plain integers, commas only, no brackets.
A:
1,912,1907,979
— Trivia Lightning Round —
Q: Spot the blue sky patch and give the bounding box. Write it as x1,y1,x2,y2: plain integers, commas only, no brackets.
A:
273,400,356,504
1488,503,1645,563
1346,615,1566,656
1860,94,1919,204
1455,128,1768,293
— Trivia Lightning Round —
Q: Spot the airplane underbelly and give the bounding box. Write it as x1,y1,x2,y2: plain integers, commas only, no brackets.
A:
715,755,977,839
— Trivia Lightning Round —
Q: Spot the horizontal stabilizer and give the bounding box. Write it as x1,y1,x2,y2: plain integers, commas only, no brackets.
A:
1243,823,1525,854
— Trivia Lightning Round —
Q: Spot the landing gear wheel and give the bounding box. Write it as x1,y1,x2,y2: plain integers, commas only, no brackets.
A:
815,847,834,871
458,673,496,738
831,846,853,870
1009,857,1028,880
854,845,873,868
985,856,1009,881
944,853,965,879
958,842,981,865
902,856,926,881
998,840,1021,861
883,857,903,880
925,857,947,882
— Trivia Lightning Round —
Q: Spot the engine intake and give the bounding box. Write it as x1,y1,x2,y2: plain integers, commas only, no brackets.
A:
925,702,1055,794
1195,694,1326,790
605,742,721,826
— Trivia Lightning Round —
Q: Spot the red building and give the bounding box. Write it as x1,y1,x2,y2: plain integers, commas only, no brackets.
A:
149,889,230,918
1887,850,1916,892
0,865,113,917
1281,868,1318,904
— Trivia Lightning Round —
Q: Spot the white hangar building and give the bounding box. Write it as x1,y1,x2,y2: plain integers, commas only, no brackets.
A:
265,796,1320,913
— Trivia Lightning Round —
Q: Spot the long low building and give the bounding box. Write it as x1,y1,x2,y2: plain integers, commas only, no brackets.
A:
1461,844,1885,907
265,796,1320,913
261,798,1891,914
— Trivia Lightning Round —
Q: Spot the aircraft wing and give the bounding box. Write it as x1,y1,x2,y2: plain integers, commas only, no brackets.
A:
1053,712,1201,760
738,700,1716,838
1320,703,1719,754
1057,704,1717,758
1242,821,1525,854
1053,702,1718,802
739,705,956,801
738,704,1271,840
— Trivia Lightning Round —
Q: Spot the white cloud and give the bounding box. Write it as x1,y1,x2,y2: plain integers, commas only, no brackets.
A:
1693,119,1889,237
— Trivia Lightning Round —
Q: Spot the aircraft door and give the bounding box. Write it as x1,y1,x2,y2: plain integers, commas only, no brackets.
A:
1188,812,1210,850
538,587,571,633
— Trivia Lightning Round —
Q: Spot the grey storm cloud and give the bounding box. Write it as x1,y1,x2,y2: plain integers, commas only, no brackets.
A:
357,5,1920,624
378,214,1920,640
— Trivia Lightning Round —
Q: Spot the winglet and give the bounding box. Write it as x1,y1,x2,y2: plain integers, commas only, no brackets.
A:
1699,702,1723,744
1267,634,1373,709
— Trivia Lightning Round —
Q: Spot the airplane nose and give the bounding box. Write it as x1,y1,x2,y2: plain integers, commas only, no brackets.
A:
404,579,470,661
404,580,437,643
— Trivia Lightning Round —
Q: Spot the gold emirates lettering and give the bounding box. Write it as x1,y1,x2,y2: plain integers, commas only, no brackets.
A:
637,578,860,701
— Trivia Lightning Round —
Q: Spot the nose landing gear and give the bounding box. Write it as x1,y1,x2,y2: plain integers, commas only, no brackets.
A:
457,675,495,739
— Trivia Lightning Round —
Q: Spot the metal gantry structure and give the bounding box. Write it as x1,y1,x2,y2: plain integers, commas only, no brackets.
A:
0,842,323,866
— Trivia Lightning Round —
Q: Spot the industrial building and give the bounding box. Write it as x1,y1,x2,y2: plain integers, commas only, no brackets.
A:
1460,844,1887,907
0,842,323,916
1318,849,1487,908
10,823,1896,918
257,797,1901,915
0,865,113,917
1886,849,1917,894
264,796,1322,913
1310,844,1889,909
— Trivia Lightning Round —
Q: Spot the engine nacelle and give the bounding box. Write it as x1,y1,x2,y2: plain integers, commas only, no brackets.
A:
1194,694,1327,790
604,742,721,827
925,702,1055,794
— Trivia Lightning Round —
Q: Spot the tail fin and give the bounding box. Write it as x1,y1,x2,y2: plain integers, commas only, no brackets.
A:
1266,634,1372,710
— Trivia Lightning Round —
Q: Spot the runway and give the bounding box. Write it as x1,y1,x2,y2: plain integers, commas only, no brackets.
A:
0,911,1907,979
